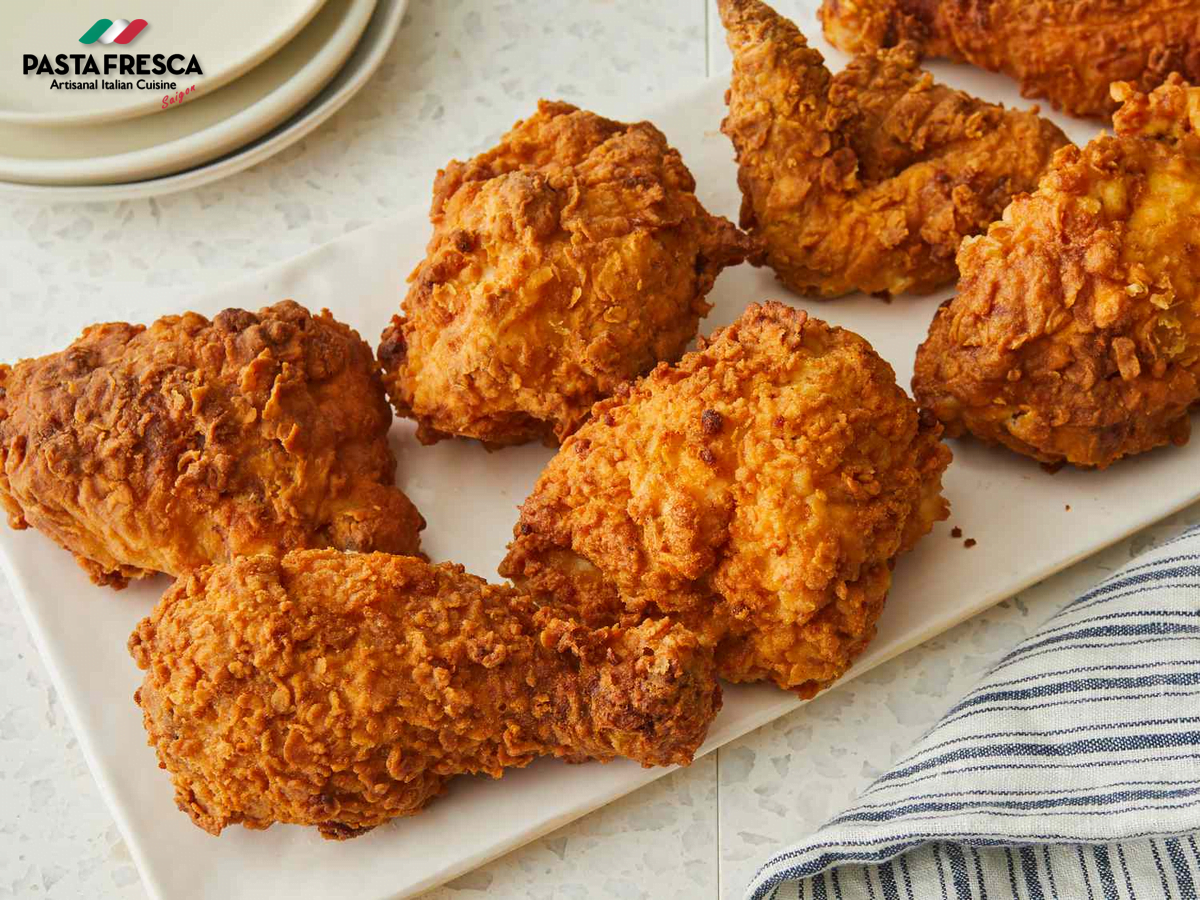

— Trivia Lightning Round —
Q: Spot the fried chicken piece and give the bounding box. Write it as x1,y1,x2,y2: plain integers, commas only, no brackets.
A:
913,77,1200,469
719,0,1068,298
500,302,951,697
820,0,1200,119
129,550,721,839
0,301,424,588
378,100,755,448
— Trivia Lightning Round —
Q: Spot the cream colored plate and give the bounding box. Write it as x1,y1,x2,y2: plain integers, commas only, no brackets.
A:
0,0,375,185
0,0,330,126
0,0,405,200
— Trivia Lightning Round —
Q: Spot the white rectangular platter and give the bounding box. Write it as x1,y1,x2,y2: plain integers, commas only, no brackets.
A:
0,12,1190,900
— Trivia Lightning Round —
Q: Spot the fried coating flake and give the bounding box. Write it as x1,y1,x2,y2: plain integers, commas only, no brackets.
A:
501,302,951,697
913,76,1200,469
379,99,755,447
0,301,424,588
819,0,1200,119
129,550,721,839
719,0,1068,298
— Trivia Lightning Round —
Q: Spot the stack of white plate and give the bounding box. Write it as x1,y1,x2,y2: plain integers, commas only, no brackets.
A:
0,0,408,201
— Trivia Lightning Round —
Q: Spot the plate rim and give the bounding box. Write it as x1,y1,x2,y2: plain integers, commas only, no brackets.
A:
0,0,332,127
0,0,408,202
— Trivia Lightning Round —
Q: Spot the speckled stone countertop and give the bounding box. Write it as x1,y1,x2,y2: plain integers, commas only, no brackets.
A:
1,2,1196,898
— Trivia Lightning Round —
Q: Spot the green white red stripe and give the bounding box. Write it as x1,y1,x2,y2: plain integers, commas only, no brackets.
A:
79,18,149,45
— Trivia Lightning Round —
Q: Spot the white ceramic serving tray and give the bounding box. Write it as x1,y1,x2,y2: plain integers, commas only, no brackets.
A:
0,19,1185,900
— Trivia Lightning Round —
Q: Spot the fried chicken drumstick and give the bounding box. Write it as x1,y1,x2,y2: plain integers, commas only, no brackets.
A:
379,100,754,448
130,550,721,839
913,77,1200,469
0,301,424,588
719,0,1068,299
820,0,1200,119
501,302,951,697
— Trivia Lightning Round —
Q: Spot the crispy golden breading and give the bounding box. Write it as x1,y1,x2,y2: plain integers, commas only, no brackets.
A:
913,77,1200,469
500,302,951,697
129,550,721,839
819,0,1200,119
378,99,755,448
719,0,1068,299
0,301,424,588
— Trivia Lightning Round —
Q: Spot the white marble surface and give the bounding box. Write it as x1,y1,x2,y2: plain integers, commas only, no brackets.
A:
1,2,1196,898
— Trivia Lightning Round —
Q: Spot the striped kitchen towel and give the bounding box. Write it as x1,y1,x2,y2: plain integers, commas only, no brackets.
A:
747,524,1200,900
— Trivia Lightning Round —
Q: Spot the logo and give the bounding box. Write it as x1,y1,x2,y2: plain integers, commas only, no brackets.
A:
79,19,149,46
20,15,200,100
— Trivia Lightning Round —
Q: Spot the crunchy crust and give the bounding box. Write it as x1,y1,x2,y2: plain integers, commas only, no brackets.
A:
819,0,1200,119
913,76,1200,469
129,550,721,838
501,301,951,697
0,300,424,588
718,0,1067,298
378,99,755,448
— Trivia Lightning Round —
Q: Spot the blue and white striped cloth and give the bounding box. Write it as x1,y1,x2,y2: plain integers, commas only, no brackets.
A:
748,525,1200,900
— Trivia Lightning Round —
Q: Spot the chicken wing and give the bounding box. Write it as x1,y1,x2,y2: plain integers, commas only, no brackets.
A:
129,550,721,838
0,301,424,588
719,0,1069,298
820,0,1200,119
378,100,755,448
501,302,951,697
913,77,1200,469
